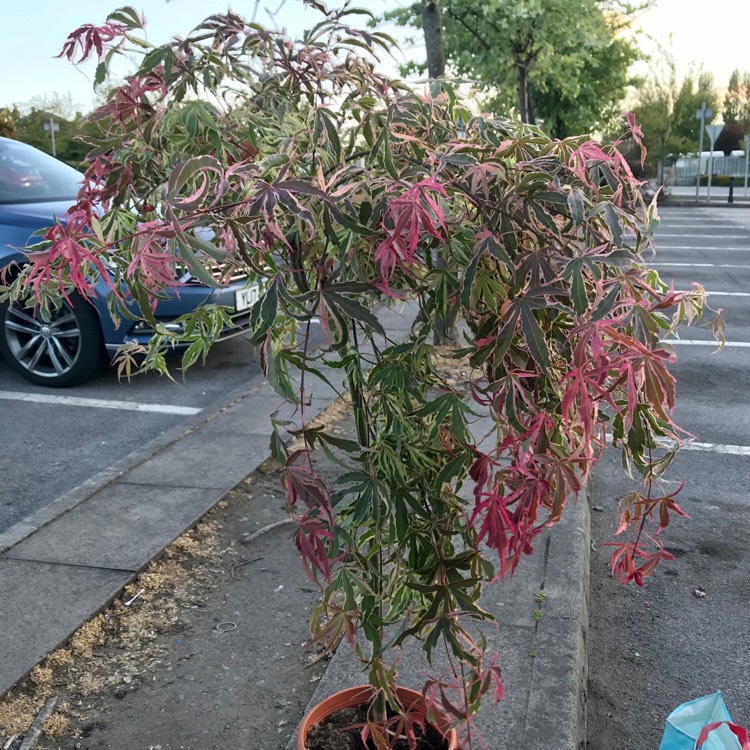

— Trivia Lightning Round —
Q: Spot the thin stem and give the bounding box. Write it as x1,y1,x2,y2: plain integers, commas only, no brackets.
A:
299,318,315,471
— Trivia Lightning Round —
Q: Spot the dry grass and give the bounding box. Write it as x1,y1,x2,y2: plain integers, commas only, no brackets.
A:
45,650,73,669
0,517,229,745
68,616,106,658
41,710,69,738
0,694,44,736
28,666,53,689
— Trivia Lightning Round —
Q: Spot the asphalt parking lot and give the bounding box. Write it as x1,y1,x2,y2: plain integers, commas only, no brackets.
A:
587,205,750,748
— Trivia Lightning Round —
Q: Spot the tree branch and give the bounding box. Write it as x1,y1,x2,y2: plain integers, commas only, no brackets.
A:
443,8,492,52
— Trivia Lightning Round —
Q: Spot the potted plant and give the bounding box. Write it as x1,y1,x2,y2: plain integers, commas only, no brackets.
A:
6,4,721,748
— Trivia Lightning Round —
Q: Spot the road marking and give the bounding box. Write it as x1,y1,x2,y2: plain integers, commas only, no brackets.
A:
680,441,750,457
650,263,750,269
656,234,748,239
609,433,750,457
663,339,750,348
656,246,750,251
674,290,750,297
0,390,202,415
655,438,750,457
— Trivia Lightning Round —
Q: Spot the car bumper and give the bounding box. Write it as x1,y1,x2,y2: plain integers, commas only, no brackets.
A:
98,281,258,353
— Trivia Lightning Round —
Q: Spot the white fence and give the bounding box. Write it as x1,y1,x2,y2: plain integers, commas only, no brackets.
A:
675,154,750,185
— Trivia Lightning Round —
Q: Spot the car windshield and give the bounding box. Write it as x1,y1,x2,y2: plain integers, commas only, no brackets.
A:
0,139,81,204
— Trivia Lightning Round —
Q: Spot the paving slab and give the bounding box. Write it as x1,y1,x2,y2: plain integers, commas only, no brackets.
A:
120,430,273,489
0,558,132,691
3,484,220,571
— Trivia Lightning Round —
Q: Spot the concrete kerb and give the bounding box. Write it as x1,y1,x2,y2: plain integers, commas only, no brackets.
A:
662,198,750,209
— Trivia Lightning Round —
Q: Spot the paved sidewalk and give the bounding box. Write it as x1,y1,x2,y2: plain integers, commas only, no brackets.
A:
0,302,591,749
665,185,750,207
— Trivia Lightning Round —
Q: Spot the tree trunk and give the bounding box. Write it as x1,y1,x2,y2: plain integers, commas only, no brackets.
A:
421,0,445,79
421,1,453,344
527,87,536,126
517,64,529,123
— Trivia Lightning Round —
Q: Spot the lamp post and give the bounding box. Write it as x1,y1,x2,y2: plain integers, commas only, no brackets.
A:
705,123,723,203
695,102,712,201
744,134,750,200
42,117,60,157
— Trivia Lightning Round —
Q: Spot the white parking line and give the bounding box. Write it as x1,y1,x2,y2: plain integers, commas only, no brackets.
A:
650,263,750,269
674,290,750,297
656,234,748,239
609,434,750,457
663,340,750,348
656,246,750,251
0,390,202,415
681,441,750,457
652,437,750,457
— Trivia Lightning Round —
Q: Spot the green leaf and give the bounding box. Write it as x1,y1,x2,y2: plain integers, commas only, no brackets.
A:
534,190,568,206
442,152,477,166
250,278,279,340
107,6,143,28
141,47,169,75
324,292,385,336
435,453,471,488
315,431,359,453
566,260,587,315
181,338,207,370
265,346,296,402
94,62,107,88
567,189,584,226
394,494,409,544
174,239,219,288
591,284,620,321
269,428,288,465
313,108,341,160
520,307,551,372
491,311,518,367
166,155,222,206
603,204,623,247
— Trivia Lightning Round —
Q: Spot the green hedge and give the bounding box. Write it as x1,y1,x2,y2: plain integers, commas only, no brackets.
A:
698,174,750,187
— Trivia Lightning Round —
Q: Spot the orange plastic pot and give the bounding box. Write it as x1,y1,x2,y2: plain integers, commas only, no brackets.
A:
297,685,458,750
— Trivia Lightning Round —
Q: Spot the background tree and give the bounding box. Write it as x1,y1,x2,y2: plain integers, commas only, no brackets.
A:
12,107,86,164
715,122,743,155
721,69,750,139
723,68,743,124
421,0,445,78
627,65,720,177
740,72,750,134
671,71,720,151
0,108,15,138
386,0,641,136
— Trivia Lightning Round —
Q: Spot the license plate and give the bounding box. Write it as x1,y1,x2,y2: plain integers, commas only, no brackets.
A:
235,285,260,312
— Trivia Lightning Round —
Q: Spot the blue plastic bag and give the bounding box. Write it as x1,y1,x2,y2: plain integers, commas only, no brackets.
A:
658,692,733,750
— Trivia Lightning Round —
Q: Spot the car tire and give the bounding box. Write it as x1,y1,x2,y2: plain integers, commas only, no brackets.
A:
0,293,105,387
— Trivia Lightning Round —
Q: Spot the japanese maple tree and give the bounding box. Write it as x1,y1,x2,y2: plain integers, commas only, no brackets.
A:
4,3,722,747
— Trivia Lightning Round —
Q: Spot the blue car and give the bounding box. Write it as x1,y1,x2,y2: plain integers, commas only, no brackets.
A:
0,137,256,386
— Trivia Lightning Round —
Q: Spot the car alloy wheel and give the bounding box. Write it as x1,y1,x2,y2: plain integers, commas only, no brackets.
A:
0,293,104,387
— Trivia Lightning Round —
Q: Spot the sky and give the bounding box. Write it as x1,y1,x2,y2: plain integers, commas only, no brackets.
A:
2,0,750,115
